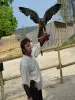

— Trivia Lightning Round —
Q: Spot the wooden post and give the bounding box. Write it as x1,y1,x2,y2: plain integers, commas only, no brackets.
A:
0,62,5,100
57,41,63,83
57,29,63,83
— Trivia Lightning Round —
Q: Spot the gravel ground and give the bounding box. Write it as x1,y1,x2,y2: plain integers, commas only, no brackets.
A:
1,47,75,100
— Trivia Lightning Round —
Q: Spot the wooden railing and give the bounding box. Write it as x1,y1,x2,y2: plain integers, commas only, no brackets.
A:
0,43,75,100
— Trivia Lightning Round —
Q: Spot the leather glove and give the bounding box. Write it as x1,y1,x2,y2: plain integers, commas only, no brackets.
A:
38,33,50,47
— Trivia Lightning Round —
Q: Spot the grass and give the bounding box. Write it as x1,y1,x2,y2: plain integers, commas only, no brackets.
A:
62,34,75,46
0,47,22,61
0,41,22,61
0,42,20,52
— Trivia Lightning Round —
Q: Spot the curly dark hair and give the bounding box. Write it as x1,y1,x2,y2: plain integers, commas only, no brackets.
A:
20,37,30,54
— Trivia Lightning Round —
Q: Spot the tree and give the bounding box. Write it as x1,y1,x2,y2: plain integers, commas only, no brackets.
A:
70,0,75,22
0,0,9,6
8,0,14,4
57,0,73,23
0,0,17,39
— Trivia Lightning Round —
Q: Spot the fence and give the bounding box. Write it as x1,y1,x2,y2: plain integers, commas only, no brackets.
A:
1,42,75,100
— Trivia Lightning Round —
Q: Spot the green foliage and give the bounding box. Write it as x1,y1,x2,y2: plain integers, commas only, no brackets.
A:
0,0,9,6
8,0,14,4
0,0,14,6
0,0,17,39
62,34,75,46
57,0,73,23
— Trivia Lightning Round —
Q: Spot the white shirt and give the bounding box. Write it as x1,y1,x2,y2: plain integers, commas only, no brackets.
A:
20,43,43,90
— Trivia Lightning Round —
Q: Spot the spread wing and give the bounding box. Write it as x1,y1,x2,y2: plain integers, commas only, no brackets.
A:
43,4,61,24
19,7,40,24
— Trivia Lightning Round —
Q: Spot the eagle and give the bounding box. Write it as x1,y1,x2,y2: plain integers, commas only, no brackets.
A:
19,3,61,38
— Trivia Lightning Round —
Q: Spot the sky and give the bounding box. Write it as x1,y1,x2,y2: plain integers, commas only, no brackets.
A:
12,0,61,28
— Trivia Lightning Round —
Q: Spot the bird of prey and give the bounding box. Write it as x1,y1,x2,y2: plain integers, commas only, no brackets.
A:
19,3,61,38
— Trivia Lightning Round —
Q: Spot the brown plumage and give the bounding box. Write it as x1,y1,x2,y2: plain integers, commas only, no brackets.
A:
19,3,61,38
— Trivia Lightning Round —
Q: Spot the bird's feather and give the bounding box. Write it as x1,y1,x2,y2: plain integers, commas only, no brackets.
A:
43,4,61,24
19,7,40,24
